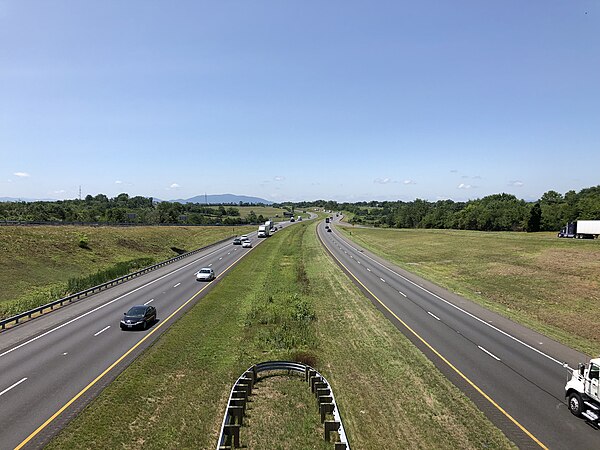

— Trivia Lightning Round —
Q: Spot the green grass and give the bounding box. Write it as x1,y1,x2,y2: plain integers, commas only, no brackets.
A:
47,221,514,449
0,225,255,319
337,226,600,356
237,206,289,222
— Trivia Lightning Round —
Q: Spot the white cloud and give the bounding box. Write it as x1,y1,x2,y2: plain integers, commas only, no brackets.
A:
403,179,416,185
53,189,66,194
115,180,123,184
510,180,524,187
374,177,396,184
274,176,285,182
14,172,30,177
169,183,181,189
457,183,472,189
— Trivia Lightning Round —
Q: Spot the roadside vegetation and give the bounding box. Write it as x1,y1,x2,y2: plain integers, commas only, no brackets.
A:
0,194,290,226
0,225,254,320
47,221,514,449
337,226,600,356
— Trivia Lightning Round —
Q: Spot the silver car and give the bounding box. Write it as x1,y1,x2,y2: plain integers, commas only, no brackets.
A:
195,267,215,281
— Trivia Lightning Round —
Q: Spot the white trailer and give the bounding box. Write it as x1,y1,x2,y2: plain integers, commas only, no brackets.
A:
565,358,600,424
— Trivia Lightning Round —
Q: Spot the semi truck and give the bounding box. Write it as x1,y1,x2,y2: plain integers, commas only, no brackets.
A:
558,220,600,239
565,358,600,425
257,220,273,238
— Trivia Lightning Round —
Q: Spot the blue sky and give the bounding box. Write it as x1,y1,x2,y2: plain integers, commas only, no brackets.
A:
1,1,598,203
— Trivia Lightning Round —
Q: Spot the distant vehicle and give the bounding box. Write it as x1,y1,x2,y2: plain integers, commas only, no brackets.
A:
325,225,329,229
242,240,252,248
233,238,242,245
240,235,250,242
327,228,332,232
325,217,330,223
290,217,295,222
297,215,302,221
120,305,156,330
258,220,272,238
195,267,215,281
558,220,600,239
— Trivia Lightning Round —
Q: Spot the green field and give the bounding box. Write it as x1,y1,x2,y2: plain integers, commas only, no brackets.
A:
336,225,600,356
0,225,255,319
46,221,514,449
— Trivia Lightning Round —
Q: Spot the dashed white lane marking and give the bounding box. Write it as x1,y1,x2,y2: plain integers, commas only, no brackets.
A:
399,291,407,297
173,283,181,288
208,263,213,267
144,299,154,305
427,311,441,321
380,278,386,283
94,326,111,337
478,346,501,361
366,268,371,272
62,352,68,356
0,378,27,397
219,257,222,260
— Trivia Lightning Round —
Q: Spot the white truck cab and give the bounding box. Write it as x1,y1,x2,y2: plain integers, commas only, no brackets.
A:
565,358,600,424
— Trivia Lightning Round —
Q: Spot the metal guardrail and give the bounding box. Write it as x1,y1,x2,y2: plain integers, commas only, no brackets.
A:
0,236,234,331
216,360,350,449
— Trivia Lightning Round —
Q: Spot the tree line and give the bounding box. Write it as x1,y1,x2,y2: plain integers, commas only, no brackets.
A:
0,193,271,225
287,185,600,232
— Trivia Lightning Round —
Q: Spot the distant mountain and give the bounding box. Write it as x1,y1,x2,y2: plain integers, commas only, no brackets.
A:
170,194,273,205
0,197,57,202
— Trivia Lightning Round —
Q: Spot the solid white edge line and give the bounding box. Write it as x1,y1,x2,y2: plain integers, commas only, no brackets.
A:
0,242,229,359
0,377,27,397
94,326,111,337
335,232,566,367
428,311,441,321
479,345,501,361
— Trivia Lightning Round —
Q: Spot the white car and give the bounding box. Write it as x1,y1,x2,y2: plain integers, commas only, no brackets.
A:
195,267,215,281
240,234,249,241
242,240,252,248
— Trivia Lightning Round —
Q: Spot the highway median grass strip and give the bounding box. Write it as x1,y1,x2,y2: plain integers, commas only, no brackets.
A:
47,222,514,449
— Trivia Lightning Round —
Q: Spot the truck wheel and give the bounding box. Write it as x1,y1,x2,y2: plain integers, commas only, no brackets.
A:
568,392,583,416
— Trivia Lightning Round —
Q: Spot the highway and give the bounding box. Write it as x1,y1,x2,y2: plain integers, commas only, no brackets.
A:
318,216,600,450
0,226,286,449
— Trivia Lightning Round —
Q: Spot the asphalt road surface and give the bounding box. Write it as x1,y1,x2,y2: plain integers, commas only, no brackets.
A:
319,216,599,450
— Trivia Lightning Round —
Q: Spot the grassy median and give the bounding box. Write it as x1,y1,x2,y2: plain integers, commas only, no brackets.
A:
337,226,600,356
47,221,514,449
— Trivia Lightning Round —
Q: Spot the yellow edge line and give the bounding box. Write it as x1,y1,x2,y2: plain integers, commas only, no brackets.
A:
15,250,249,450
321,229,548,450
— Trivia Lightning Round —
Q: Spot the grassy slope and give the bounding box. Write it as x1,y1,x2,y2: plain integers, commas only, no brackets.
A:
0,225,255,317
337,226,600,356
47,222,514,449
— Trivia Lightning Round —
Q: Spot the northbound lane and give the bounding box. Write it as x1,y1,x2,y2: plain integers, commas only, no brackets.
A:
318,216,599,450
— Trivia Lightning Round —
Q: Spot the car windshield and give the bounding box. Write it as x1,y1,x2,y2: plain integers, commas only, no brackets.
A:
199,269,211,274
126,306,146,317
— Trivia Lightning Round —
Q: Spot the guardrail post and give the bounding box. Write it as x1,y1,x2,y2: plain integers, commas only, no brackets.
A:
334,443,348,450
320,402,335,422
227,406,244,425
324,420,340,442
223,424,240,448
310,375,322,393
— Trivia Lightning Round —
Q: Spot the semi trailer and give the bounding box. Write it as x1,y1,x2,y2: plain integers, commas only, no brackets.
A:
558,220,600,239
